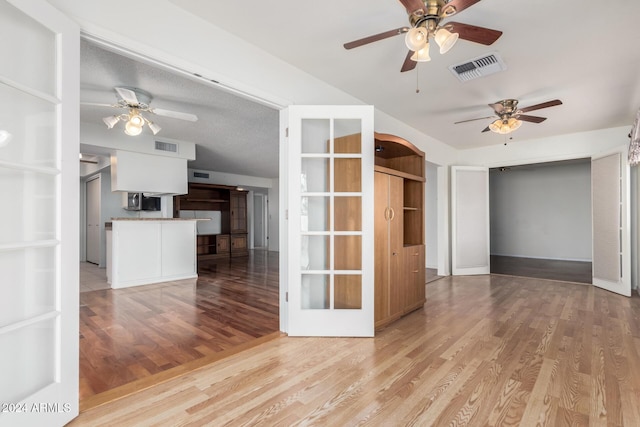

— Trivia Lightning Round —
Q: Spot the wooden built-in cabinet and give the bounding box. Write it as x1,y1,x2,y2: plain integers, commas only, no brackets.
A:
373,132,426,330
174,183,249,263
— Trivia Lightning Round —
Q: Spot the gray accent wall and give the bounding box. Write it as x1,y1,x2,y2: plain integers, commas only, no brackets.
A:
489,160,592,261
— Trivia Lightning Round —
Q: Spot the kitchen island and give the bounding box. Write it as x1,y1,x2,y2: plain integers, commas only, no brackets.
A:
106,218,202,289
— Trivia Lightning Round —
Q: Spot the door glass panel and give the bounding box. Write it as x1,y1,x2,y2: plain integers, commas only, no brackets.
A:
301,235,329,270
301,274,329,309
0,1,55,95
335,275,362,309
301,158,329,192
335,235,362,270
334,158,361,192
301,119,330,153
334,120,362,153
0,317,56,403
0,83,57,167
0,169,56,244
0,246,56,328
334,197,362,231
301,196,329,231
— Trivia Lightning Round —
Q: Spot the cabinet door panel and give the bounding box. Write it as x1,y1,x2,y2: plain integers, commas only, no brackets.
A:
216,234,230,253
374,172,390,324
403,245,425,311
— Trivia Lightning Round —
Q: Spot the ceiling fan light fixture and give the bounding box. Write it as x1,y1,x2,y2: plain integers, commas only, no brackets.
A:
410,43,431,62
489,118,522,134
147,121,162,135
405,26,428,51
124,118,144,136
102,115,120,129
434,27,459,54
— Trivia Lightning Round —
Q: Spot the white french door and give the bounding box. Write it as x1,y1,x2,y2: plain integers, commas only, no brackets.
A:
451,166,490,275
591,149,631,296
283,105,374,336
0,1,79,426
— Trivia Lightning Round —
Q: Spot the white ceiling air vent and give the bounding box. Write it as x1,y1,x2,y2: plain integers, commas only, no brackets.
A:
449,52,506,82
155,141,178,153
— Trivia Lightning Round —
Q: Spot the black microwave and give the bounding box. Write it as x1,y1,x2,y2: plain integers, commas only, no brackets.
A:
126,193,161,211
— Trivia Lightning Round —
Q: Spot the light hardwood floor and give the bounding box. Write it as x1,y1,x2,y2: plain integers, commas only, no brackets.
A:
70,274,640,426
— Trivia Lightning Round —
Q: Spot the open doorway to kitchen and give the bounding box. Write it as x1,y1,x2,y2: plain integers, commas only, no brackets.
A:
78,36,281,409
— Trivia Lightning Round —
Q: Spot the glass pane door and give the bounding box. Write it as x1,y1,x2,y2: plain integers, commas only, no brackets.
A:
0,1,79,425
285,106,374,336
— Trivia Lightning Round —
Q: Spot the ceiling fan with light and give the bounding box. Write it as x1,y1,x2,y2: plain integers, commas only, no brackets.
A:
343,0,503,72
455,99,563,134
82,87,198,136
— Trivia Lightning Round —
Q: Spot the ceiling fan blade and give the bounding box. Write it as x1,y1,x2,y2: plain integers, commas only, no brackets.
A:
517,114,547,123
115,87,140,105
446,22,502,45
481,126,491,133
400,50,417,72
454,115,495,124
343,27,409,50
440,0,482,17
151,108,198,122
518,99,563,113
81,102,120,108
398,0,426,14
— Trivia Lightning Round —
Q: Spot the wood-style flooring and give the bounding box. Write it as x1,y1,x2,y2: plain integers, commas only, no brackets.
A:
491,255,593,284
71,274,640,426
79,250,279,406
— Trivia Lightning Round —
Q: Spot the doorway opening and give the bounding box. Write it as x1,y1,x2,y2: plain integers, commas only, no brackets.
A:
489,159,592,283
78,36,282,408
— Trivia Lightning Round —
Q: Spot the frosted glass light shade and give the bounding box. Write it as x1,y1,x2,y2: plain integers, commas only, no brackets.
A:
405,27,428,51
128,112,144,127
411,44,431,62
489,118,522,134
434,27,459,54
148,121,161,135
102,115,120,129
124,120,143,136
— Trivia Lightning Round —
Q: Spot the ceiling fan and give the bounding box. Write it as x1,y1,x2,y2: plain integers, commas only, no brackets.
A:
82,87,198,136
454,99,563,134
343,0,503,72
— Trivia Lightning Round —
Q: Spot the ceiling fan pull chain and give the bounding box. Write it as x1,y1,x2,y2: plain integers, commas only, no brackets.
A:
416,64,420,93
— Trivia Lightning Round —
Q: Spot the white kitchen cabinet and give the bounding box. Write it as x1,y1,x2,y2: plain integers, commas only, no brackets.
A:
108,219,197,288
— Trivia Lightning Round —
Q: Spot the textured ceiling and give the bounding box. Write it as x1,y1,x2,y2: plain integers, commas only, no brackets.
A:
80,40,280,178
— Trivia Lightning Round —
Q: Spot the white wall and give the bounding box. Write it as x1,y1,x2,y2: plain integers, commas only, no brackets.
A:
489,161,592,261
457,126,630,167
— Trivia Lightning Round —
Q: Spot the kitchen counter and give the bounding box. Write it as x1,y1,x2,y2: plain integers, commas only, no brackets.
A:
106,219,199,288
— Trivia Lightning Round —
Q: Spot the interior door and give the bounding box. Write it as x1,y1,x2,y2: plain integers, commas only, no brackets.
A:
451,166,490,275
86,176,101,264
591,149,631,296
284,105,374,336
0,1,80,426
